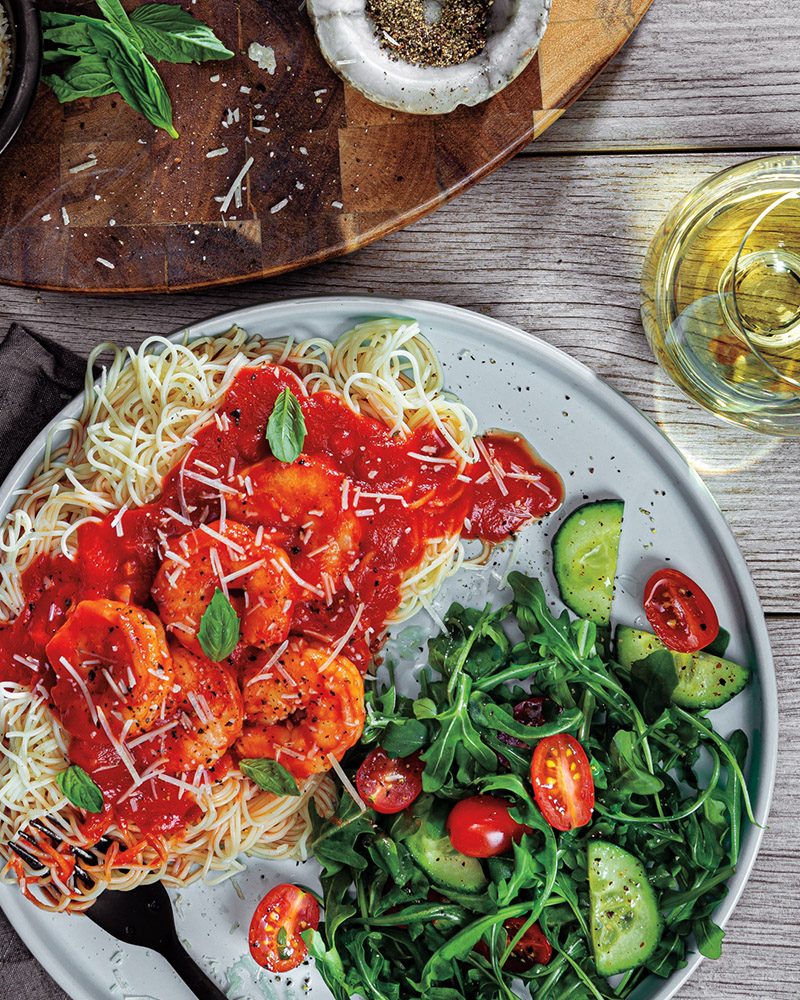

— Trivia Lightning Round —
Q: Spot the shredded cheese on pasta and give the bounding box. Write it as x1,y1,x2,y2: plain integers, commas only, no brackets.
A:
0,318,484,910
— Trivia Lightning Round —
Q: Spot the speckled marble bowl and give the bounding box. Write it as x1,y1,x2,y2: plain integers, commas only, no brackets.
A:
308,0,551,114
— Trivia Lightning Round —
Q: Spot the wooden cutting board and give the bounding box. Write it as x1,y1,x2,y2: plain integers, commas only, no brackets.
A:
0,0,653,293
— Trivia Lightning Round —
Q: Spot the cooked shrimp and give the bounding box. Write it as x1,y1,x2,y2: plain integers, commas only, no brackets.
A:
46,599,174,738
151,520,296,656
236,638,365,781
161,643,244,772
228,455,362,593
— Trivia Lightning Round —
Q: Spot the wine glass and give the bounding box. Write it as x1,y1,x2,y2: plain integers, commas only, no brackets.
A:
640,156,800,436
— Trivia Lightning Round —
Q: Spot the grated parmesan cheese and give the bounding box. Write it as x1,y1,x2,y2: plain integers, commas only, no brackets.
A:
248,42,276,74
326,753,367,812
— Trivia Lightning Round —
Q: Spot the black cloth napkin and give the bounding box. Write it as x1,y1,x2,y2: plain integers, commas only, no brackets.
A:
0,323,84,999
0,323,90,482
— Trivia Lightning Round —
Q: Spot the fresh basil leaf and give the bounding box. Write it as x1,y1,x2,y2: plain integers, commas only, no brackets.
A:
42,18,95,52
84,20,178,137
44,51,117,101
129,3,234,64
239,758,300,796
56,764,104,813
266,388,307,464
94,0,143,50
41,11,90,29
43,60,117,102
197,587,240,661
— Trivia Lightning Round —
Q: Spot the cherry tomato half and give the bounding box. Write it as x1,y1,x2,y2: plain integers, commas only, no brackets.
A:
643,568,720,653
249,883,320,973
503,918,553,970
356,748,424,814
446,794,531,858
474,918,553,971
531,734,594,832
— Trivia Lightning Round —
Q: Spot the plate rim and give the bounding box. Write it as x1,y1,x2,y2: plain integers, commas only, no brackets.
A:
0,293,778,1000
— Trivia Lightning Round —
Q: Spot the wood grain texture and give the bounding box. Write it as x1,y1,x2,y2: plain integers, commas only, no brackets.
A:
0,0,653,293
2,151,797,612
531,0,800,153
1,1,800,994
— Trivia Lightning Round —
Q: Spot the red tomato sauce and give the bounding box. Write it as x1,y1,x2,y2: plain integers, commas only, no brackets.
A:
0,365,562,842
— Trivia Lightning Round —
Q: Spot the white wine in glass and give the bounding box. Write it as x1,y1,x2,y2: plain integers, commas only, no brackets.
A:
641,156,800,435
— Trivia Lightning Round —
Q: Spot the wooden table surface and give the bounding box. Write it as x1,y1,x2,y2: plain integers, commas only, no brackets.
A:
1,0,798,996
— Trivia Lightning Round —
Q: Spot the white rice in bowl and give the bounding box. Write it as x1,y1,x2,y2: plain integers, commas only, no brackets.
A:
0,3,12,109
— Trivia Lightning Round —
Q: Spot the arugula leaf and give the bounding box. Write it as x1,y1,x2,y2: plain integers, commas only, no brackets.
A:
239,758,300,796
129,3,234,63
368,834,415,887
267,388,307,464
469,694,583,744
306,572,753,999
303,930,350,1000
310,796,375,876
608,730,665,796
57,764,104,813
628,650,680,723
419,674,496,792
693,915,725,959
703,625,731,658
359,688,428,756
197,587,240,661
381,719,428,758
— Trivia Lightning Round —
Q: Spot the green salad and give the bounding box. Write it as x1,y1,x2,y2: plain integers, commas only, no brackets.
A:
302,499,755,1000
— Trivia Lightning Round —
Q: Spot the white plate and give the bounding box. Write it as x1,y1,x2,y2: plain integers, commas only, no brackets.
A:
0,296,777,1000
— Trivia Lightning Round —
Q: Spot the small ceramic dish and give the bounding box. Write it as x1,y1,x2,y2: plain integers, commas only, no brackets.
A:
0,0,41,156
307,0,551,115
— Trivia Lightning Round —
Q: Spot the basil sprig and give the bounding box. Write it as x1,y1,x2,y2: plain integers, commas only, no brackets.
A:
197,587,240,661
130,4,237,64
57,764,104,814
41,2,233,137
266,388,307,464
240,758,301,797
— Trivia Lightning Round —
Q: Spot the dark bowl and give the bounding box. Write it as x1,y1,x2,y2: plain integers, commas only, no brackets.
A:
0,0,41,156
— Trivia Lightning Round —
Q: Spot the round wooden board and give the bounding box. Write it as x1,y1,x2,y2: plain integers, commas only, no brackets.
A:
0,0,653,294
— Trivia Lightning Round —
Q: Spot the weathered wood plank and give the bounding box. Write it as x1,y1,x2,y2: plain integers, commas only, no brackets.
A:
660,613,800,999
529,0,800,153
1,151,796,611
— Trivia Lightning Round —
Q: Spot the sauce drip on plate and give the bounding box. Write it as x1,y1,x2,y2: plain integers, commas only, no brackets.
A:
0,365,562,840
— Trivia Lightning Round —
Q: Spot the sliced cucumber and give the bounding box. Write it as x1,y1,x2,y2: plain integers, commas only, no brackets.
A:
588,841,662,976
615,626,750,710
405,826,487,895
552,500,624,625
